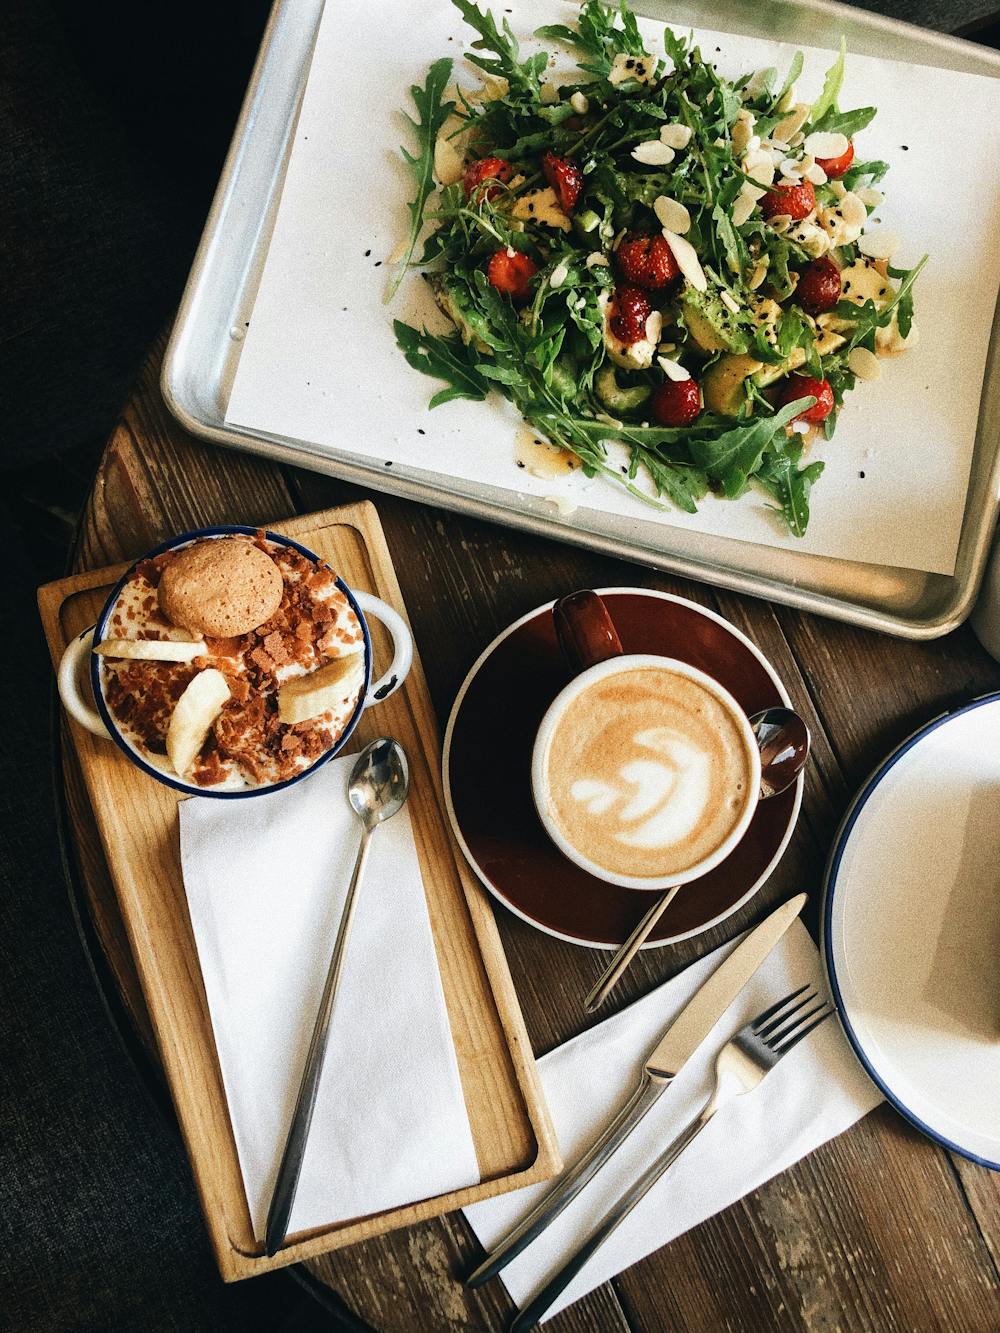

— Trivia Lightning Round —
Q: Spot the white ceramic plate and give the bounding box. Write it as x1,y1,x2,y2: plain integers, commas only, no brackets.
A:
823,694,1000,1168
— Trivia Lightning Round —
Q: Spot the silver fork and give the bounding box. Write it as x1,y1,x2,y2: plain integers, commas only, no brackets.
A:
508,985,833,1333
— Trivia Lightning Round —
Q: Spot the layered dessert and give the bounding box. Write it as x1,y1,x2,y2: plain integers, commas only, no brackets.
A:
96,533,366,789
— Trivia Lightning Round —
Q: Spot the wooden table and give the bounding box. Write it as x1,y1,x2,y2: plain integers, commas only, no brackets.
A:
63,337,1000,1332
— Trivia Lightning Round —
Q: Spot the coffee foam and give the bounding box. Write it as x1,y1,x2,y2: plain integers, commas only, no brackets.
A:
542,665,754,880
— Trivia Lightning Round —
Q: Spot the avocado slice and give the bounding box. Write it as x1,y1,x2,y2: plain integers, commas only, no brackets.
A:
704,329,847,418
426,274,492,354
702,354,763,416
680,288,750,355
595,364,651,413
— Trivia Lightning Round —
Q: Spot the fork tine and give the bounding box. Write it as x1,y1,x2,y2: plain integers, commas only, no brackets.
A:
755,988,818,1041
772,1006,833,1054
763,999,827,1047
750,983,810,1033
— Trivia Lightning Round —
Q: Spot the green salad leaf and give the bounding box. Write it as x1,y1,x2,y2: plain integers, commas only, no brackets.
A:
386,59,454,302
809,37,846,127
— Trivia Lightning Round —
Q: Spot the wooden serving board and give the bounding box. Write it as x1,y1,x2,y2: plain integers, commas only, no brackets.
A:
37,501,559,1281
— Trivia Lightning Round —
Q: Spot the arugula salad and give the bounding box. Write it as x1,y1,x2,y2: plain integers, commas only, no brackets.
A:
391,0,925,535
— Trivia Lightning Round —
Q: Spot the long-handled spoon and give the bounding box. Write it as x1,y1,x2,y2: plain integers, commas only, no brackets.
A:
264,737,410,1256
583,708,809,1014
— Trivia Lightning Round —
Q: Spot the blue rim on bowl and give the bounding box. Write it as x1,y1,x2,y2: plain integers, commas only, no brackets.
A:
90,525,373,800
821,689,1000,1171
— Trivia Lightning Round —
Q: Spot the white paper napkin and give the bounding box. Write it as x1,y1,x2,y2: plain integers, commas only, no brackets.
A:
464,919,881,1321
180,753,481,1239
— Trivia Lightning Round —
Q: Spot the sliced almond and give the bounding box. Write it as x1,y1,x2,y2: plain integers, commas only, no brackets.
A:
644,310,663,344
719,290,741,314
96,638,208,662
771,102,810,145
570,90,589,115
847,346,882,381
856,186,884,209
166,668,230,777
277,653,366,726
631,140,675,167
748,256,770,289
585,251,609,269
549,262,569,288
659,123,692,150
656,354,691,382
768,212,793,234
858,227,900,261
731,190,758,227
804,130,849,160
653,195,690,234
839,191,868,230
662,230,707,292
804,162,828,185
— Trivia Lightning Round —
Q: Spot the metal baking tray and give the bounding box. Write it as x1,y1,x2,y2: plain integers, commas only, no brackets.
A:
162,0,1000,638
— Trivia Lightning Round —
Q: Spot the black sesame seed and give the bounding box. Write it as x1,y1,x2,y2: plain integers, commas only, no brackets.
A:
901,144,909,150
859,470,866,478
384,461,393,467
365,248,371,257
374,260,382,267
516,460,525,468
879,287,886,295
417,428,426,435
844,281,851,292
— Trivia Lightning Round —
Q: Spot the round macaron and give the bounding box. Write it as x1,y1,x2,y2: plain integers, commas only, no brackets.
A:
158,538,283,637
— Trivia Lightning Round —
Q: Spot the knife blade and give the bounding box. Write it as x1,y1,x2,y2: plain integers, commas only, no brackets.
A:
466,892,807,1289
644,891,807,1082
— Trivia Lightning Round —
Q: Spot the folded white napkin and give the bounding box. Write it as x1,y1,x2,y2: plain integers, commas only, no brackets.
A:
180,753,480,1239
464,919,881,1321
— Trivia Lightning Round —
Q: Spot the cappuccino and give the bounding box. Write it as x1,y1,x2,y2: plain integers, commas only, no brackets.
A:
538,664,755,881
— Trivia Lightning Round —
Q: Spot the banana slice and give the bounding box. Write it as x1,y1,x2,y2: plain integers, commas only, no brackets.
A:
95,637,207,662
166,668,231,776
278,653,365,725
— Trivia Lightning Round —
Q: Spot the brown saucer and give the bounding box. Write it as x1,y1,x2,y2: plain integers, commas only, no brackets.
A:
442,588,802,948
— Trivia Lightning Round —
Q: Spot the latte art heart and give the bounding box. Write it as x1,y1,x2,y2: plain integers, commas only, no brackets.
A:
543,665,755,881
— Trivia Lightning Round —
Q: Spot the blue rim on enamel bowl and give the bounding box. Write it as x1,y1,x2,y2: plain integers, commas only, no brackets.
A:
821,690,1000,1171
89,525,373,800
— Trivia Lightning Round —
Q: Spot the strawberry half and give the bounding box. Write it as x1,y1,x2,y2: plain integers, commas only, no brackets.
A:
463,156,513,203
761,179,816,221
651,377,702,427
778,374,835,424
609,286,653,344
615,233,680,291
541,151,583,214
816,140,854,180
487,248,537,303
796,256,841,315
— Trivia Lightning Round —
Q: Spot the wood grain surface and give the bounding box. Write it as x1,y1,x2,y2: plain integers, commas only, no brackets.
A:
59,338,1000,1329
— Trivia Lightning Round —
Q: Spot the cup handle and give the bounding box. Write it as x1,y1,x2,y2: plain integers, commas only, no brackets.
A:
553,590,624,676
58,627,112,739
353,591,413,707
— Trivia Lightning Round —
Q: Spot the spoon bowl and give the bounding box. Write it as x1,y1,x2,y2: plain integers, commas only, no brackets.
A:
349,736,410,828
751,707,811,800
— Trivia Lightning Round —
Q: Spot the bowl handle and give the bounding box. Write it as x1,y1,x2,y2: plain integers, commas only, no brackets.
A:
58,627,112,739
353,592,413,707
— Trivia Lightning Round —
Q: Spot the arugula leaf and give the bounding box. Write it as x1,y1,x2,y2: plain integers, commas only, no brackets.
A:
452,0,546,97
758,439,825,537
769,50,803,113
386,59,453,302
811,104,876,138
809,37,846,127
393,320,490,407
712,204,743,276
688,400,812,496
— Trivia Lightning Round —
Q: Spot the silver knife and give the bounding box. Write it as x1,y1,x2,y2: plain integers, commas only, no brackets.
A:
466,892,807,1288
